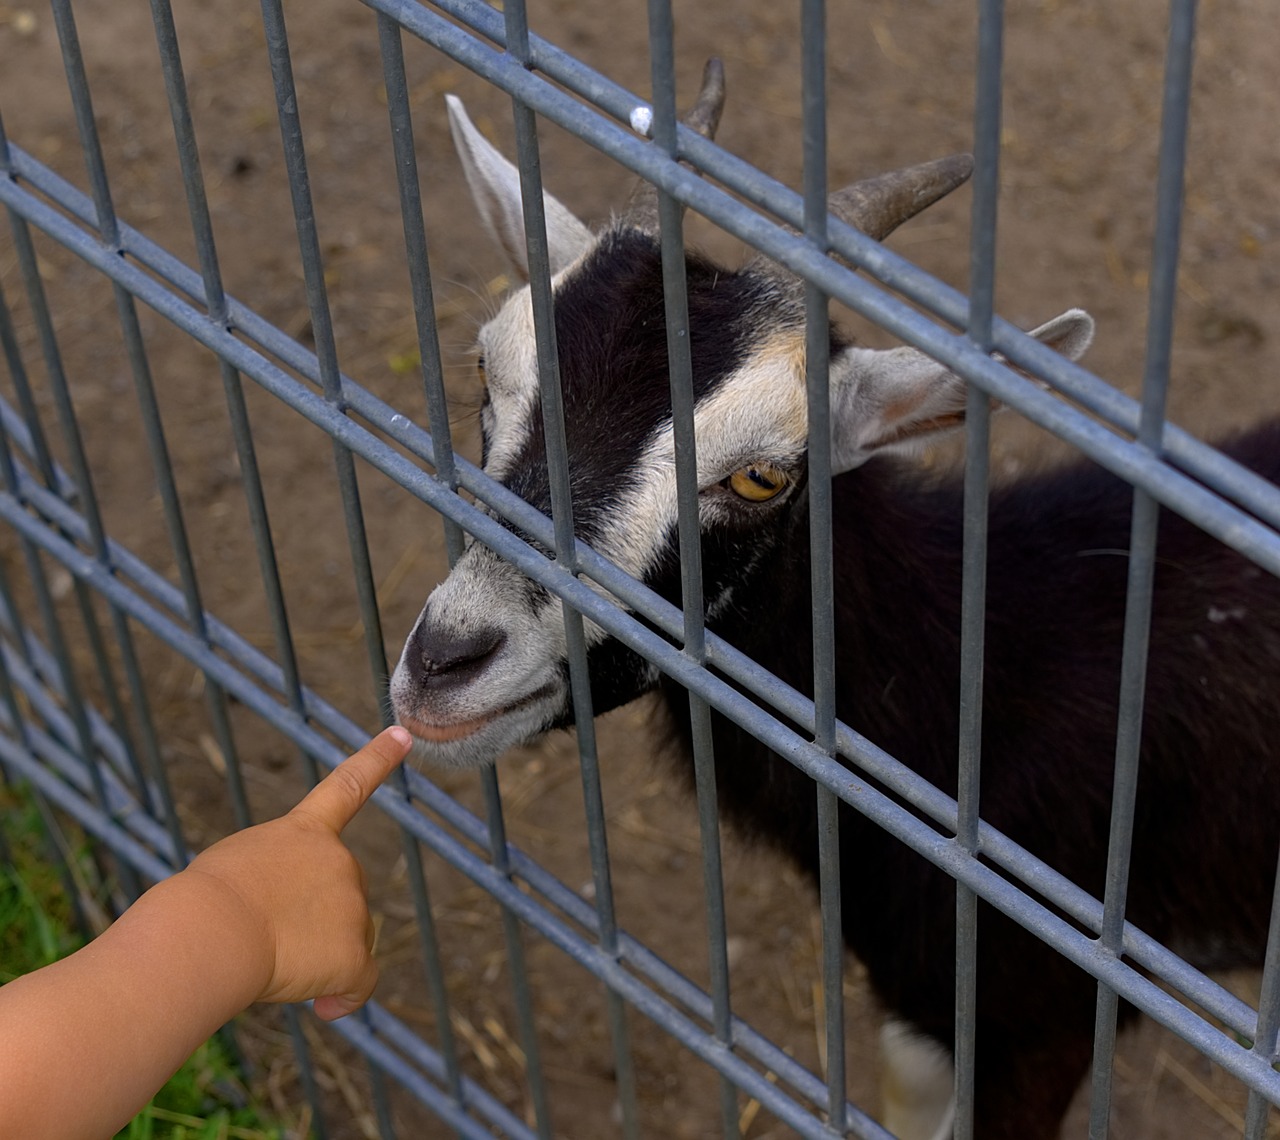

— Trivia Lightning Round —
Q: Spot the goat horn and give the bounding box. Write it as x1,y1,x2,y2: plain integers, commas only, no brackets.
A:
621,58,726,231
748,152,974,286
828,153,975,240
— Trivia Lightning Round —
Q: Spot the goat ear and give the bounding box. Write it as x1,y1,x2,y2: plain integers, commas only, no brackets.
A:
445,95,594,282
828,308,1096,474
1020,307,1095,361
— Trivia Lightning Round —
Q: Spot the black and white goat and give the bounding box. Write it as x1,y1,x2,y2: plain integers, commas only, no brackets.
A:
391,69,1280,1140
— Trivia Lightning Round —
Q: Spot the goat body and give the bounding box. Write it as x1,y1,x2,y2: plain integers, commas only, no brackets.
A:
662,422,1280,1135
391,74,1280,1140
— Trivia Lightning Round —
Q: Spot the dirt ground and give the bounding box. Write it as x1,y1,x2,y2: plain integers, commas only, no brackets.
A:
2,0,1279,1137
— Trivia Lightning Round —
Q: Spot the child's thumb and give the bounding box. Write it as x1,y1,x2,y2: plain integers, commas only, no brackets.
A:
312,958,380,1021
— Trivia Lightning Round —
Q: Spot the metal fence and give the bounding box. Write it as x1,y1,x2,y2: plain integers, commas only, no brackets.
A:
2,0,1279,1137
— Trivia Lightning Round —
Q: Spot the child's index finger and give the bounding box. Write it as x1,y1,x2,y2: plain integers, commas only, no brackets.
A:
291,726,413,834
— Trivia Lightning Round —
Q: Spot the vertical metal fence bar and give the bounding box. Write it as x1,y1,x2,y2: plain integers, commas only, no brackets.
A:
47,0,252,848
0,276,151,807
954,1,1002,1136
478,767,555,1140
146,0,313,772
478,4,583,1135
256,0,391,716
142,3,335,1128
0,106,185,868
1087,3,1196,1136
0,625,95,942
800,2,846,1132
502,0,643,1126
255,0,424,1131
375,16,466,569
648,6,739,1137
1244,848,1280,1138
375,15,471,1128
0,285,142,904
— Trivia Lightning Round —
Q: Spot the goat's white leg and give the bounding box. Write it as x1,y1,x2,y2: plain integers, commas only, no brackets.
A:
880,1018,956,1140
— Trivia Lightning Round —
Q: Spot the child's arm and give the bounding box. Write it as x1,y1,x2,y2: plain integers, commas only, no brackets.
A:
0,726,412,1140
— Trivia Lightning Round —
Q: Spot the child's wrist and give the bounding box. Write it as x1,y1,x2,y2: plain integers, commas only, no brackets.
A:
129,870,276,1007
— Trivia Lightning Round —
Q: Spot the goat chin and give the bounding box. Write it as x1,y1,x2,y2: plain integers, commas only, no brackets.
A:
395,684,565,771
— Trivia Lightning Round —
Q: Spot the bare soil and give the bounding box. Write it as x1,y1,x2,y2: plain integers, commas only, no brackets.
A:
2,0,1279,1137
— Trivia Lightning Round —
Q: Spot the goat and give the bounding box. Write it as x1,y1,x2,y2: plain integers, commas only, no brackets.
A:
390,65,1280,1140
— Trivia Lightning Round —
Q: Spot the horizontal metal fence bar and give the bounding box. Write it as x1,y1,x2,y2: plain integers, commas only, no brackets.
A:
206,5,1280,575
5,60,1274,1069
0,719,532,1140
328,1004,537,1140
5,417,1278,1108
1,218,1265,1050
0,157,1265,1048
7,74,1280,562
3,244,1265,1062
9,131,1280,715
372,0,1280,533
0,470,869,1124
8,134,1279,606
0,704,172,863
11,407,1258,1106
0,502,893,1134
0,735,174,883
0,606,137,788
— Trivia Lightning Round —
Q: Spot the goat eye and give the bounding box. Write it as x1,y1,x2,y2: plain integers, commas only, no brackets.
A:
727,463,788,503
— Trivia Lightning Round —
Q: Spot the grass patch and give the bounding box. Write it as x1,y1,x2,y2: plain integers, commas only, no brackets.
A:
1,784,288,1140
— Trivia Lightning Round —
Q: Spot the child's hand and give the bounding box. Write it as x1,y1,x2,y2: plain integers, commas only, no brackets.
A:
176,726,412,1020
0,727,414,1140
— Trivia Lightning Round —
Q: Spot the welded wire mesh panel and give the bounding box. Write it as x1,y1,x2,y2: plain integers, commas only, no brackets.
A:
2,1,1279,1138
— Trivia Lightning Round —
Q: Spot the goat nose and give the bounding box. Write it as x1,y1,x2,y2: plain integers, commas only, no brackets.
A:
407,619,506,690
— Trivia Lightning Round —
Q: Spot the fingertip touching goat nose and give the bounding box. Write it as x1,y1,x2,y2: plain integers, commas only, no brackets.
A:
407,619,506,691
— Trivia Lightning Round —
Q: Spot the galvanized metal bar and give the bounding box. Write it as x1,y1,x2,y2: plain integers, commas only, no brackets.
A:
0,437,881,1129
0,637,83,942
0,323,141,901
479,767,555,1140
648,5,739,1136
147,0,311,746
371,0,1280,531
799,3,847,1132
360,1003,540,1140
382,769,897,1140
0,172,1267,1057
257,0,392,719
954,1,1002,1134
1088,4,1196,1135
142,4,333,1126
0,676,175,858
0,733,176,884
375,14,465,567
478,6,585,1134
254,3,419,1132
47,0,252,849
10,134,1280,588
1244,844,1280,1138
0,276,144,806
326,1006,538,1140
376,24,494,1114
8,469,1280,1112
1,407,882,1132
3,162,1269,1050
3,201,182,864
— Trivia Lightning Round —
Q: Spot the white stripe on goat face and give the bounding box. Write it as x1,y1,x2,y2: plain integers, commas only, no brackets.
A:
590,331,809,591
476,289,541,484
451,323,809,675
